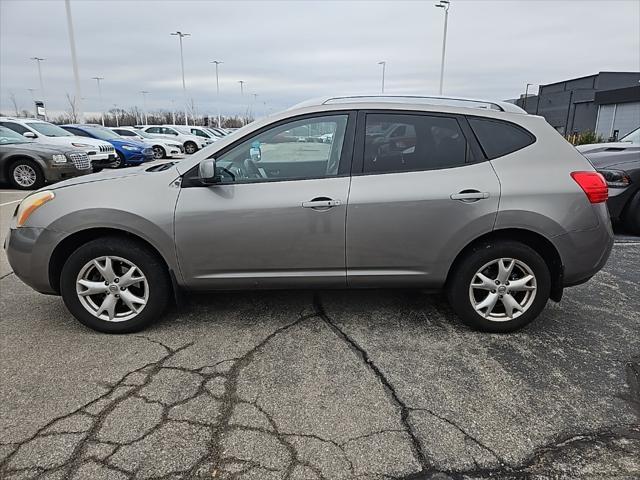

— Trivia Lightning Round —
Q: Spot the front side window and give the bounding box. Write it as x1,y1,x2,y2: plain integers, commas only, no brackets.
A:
162,128,179,135
363,114,468,174
146,127,161,134
468,117,535,159
0,126,31,143
191,129,208,138
213,114,348,184
0,122,30,135
115,129,136,137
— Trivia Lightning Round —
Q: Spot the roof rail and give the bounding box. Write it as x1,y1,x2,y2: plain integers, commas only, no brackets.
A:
289,94,526,114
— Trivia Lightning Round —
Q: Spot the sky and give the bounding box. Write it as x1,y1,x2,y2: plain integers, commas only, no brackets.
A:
1,0,639,119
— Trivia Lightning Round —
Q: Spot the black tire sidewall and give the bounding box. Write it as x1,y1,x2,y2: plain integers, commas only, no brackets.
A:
9,159,45,190
114,152,125,168
59,238,170,333
184,142,197,154
622,190,640,235
153,146,165,159
447,241,551,333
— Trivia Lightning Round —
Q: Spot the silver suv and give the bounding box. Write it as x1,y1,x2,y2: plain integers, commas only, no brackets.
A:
4,95,613,333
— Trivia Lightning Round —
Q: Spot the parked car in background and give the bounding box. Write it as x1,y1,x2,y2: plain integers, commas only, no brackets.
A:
5,95,613,334
578,126,640,234
139,125,209,154
207,127,229,137
0,117,117,169
111,127,185,159
62,124,154,167
184,126,220,143
0,126,91,189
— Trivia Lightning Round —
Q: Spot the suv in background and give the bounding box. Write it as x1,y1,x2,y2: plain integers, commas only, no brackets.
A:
185,126,221,143
140,125,209,154
62,125,154,167
0,117,117,169
111,127,185,159
5,95,613,334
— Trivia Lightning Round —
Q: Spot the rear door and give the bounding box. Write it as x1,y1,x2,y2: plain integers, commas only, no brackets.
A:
346,111,500,287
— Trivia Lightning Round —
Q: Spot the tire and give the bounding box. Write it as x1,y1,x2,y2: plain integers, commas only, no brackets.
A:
8,159,45,190
59,237,171,333
152,145,166,159
112,152,125,168
184,141,198,154
447,240,551,333
622,191,640,236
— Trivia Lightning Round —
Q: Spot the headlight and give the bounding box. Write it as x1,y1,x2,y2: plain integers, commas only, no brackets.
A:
598,169,631,188
15,191,55,227
71,142,90,148
122,145,139,151
52,154,67,164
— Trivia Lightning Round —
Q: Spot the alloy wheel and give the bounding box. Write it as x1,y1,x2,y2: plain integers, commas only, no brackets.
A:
152,146,164,159
184,143,197,154
76,256,148,322
13,164,37,187
469,257,537,322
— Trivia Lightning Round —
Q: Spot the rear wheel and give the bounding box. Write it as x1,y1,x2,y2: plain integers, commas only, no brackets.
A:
622,191,640,235
447,240,551,333
60,237,171,333
9,159,45,190
184,141,197,154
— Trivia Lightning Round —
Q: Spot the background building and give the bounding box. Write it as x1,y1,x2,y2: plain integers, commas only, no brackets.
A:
514,72,640,138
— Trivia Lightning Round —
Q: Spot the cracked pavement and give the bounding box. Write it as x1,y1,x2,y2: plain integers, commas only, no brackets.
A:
0,243,638,479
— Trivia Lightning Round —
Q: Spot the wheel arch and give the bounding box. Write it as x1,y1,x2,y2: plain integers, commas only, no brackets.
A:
445,228,564,302
4,154,45,178
48,227,174,295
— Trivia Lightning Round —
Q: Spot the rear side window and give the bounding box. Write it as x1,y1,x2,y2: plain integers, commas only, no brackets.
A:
116,129,135,137
363,114,469,174
468,117,535,159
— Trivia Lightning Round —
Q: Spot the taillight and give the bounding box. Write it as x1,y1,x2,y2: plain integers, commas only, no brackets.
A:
571,171,608,204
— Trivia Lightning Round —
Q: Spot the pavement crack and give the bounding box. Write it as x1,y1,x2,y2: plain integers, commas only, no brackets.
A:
313,293,431,472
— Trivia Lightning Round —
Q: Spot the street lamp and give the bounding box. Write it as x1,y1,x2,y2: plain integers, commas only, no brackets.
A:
140,91,150,125
113,104,119,127
170,31,191,126
30,57,46,119
238,80,246,125
435,0,451,95
92,76,105,126
65,0,83,122
378,61,386,94
210,60,223,128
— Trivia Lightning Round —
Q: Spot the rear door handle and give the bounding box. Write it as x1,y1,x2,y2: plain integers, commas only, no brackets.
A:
302,198,342,209
450,191,490,202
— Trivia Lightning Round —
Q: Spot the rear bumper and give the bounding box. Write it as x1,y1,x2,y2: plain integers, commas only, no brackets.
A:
553,215,614,287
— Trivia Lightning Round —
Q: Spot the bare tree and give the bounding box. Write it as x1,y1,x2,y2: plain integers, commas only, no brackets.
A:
65,93,79,123
9,92,19,116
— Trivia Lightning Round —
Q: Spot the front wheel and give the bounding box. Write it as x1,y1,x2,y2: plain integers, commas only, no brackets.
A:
184,141,197,154
447,240,551,333
59,237,171,333
9,159,45,190
152,145,166,159
112,152,125,168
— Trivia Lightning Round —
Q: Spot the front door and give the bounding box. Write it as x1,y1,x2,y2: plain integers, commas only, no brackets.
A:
346,111,501,287
174,112,355,289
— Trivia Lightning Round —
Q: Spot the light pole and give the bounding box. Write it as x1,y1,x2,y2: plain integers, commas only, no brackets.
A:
171,99,176,124
113,104,119,127
92,76,105,126
523,83,534,112
140,91,150,125
30,57,46,119
170,31,191,126
435,0,450,95
65,0,83,122
378,61,386,94
210,60,223,128
238,81,245,125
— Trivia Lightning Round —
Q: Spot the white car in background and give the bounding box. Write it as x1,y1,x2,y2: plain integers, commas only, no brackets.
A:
111,127,185,159
139,125,209,154
0,117,117,169
184,126,221,143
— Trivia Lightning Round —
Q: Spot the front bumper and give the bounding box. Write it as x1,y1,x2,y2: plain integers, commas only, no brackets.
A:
123,151,155,165
5,226,64,295
45,163,91,183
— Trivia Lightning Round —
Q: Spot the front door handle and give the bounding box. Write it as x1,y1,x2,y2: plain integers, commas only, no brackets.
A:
302,198,342,209
450,191,490,202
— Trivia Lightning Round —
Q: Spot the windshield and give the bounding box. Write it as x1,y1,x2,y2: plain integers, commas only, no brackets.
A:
620,127,639,144
131,129,153,139
28,122,73,137
0,126,32,144
82,126,120,141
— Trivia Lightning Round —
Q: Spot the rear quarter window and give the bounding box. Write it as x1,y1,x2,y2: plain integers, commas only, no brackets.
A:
468,117,535,159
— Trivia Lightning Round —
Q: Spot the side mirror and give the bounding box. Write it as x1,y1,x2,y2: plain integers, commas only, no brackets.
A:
23,131,37,139
198,159,218,185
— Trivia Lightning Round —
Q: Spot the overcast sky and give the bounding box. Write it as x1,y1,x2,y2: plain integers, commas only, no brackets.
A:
1,0,639,118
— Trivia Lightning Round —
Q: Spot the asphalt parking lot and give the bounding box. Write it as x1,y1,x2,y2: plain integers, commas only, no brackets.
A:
0,187,639,480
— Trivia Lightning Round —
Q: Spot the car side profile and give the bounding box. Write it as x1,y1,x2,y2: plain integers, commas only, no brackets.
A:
5,95,613,334
62,124,154,167
0,126,91,189
139,125,209,154
111,127,185,159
